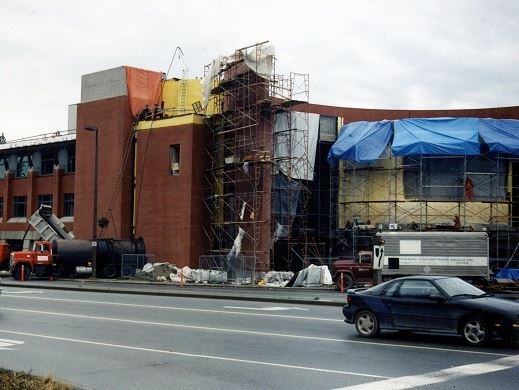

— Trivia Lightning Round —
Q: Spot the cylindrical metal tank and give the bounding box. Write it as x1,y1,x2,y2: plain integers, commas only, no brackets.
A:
52,238,146,277
51,239,92,266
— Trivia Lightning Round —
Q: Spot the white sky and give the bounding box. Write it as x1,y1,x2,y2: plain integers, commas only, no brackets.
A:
1,0,518,140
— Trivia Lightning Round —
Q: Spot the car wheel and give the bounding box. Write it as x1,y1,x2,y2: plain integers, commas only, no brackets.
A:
102,264,118,279
336,273,354,291
355,310,380,338
461,317,490,346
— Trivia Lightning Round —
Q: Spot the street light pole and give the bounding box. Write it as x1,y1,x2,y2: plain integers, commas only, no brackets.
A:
84,125,98,278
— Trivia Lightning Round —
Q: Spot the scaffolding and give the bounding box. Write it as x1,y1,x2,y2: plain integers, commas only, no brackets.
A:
335,153,519,269
202,43,316,273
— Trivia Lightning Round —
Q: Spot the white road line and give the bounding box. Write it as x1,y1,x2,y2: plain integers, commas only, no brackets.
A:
2,290,45,294
0,307,510,357
0,338,25,350
333,354,519,390
1,294,338,322
0,329,386,379
223,305,309,311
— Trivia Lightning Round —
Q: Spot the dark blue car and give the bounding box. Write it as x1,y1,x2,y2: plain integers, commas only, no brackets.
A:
343,275,519,346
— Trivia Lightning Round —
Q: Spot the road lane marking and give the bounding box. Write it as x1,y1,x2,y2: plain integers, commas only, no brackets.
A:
0,307,510,357
0,329,387,379
0,338,25,350
2,294,338,321
223,306,309,311
2,290,45,294
333,354,519,389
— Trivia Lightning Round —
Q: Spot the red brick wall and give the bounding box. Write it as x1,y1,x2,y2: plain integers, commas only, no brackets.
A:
0,167,74,233
134,123,207,267
75,96,134,240
305,104,519,122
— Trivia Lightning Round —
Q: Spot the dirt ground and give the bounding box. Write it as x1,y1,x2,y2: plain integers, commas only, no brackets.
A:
0,369,74,390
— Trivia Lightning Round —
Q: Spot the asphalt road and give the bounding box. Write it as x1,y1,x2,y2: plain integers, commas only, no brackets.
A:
0,286,518,390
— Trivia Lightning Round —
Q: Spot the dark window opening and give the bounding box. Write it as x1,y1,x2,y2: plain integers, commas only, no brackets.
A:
38,194,53,208
67,146,76,173
64,193,74,217
13,196,27,218
0,158,7,179
16,155,32,178
40,151,57,175
403,156,507,201
0,197,3,218
169,144,180,175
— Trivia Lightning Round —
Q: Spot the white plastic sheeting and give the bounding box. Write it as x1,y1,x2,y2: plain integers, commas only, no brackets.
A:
139,263,228,284
227,227,245,262
243,45,275,77
292,264,333,287
274,112,320,181
201,44,275,108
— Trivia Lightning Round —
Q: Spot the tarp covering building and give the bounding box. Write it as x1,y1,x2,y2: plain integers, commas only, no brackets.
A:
327,120,392,164
392,118,480,156
479,118,519,155
125,66,162,117
328,117,519,163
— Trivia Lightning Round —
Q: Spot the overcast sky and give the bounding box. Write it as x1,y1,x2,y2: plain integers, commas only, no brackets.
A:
1,0,518,140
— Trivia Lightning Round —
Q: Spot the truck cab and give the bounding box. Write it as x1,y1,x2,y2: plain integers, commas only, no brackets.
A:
0,243,10,270
332,250,374,290
10,241,53,280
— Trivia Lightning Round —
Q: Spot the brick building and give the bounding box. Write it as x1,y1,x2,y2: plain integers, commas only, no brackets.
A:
3,44,519,274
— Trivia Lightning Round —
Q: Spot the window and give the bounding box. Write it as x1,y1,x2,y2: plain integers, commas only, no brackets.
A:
64,193,74,217
382,281,401,296
67,146,75,173
16,155,31,178
319,115,337,142
403,156,508,201
397,280,440,298
38,194,53,208
40,151,57,175
169,144,180,175
0,158,7,179
13,196,27,218
0,197,3,218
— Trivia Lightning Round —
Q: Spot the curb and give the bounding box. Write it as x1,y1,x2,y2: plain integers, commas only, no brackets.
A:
0,280,345,307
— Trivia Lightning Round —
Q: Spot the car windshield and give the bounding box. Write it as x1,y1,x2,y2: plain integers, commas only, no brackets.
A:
435,277,484,298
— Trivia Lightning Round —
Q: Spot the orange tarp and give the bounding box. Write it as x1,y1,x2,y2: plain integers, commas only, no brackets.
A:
125,66,162,117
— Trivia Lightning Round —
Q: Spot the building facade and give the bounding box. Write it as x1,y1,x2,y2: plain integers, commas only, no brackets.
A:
3,45,519,273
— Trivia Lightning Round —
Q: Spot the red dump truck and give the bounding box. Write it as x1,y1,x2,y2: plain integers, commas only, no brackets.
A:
0,243,11,270
9,241,67,280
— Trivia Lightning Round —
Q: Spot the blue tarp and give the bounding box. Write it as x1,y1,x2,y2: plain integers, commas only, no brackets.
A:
392,118,481,156
495,268,519,281
479,118,519,155
328,117,519,164
327,120,392,164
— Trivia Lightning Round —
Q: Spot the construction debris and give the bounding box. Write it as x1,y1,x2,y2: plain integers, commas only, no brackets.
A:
135,263,228,284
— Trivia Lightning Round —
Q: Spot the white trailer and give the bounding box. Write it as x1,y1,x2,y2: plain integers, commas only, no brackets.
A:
373,231,489,281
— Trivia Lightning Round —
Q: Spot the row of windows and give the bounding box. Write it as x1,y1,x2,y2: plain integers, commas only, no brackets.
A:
0,146,75,179
0,194,74,218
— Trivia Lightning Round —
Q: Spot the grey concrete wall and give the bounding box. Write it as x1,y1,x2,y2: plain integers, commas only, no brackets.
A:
81,67,127,103
68,104,77,130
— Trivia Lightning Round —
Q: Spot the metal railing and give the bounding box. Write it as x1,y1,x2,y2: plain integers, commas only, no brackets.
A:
199,255,255,284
